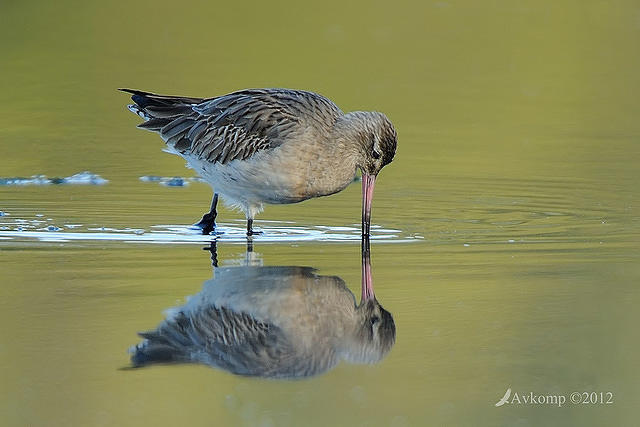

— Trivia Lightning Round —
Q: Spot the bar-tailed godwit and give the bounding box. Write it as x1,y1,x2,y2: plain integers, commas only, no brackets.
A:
121,88,397,236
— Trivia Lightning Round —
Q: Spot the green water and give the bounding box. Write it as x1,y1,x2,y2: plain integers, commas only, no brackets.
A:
1,0,639,425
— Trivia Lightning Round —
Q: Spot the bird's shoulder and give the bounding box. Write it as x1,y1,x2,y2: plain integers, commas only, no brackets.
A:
149,88,342,165
195,88,342,131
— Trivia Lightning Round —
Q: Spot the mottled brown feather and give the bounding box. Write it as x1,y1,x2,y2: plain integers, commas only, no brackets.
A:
125,88,342,165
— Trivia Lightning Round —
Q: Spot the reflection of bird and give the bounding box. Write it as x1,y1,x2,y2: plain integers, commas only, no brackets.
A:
130,264,395,378
121,88,397,235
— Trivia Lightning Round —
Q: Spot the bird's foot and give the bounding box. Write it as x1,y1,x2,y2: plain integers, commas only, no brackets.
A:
246,218,262,236
192,212,216,235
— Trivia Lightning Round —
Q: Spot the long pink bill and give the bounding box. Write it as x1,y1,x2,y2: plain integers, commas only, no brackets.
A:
361,240,375,301
361,173,376,236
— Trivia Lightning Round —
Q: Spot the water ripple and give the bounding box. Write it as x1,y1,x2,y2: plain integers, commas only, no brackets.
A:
0,220,417,244
0,171,108,186
139,175,205,187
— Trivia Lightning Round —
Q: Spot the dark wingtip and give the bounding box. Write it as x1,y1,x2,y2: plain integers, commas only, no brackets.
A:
119,89,156,107
129,342,178,367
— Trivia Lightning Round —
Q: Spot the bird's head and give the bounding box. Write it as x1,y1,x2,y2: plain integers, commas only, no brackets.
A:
341,240,396,364
340,111,397,235
342,298,396,364
357,111,397,177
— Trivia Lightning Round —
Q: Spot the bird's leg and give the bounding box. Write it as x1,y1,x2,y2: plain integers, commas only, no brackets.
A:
202,242,219,268
193,193,218,235
246,218,263,236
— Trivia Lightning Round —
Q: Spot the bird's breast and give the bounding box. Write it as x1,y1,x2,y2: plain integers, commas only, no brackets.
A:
184,138,357,206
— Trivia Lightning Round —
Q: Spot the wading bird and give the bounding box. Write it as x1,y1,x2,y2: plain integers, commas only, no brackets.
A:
121,88,397,236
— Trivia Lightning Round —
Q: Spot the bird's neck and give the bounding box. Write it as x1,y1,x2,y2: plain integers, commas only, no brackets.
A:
331,112,374,167
338,311,375,363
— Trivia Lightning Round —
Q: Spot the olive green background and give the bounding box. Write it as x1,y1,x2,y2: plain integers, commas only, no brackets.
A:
1,0,638,425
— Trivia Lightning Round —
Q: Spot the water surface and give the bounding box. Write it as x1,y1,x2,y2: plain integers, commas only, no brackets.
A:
1,0,639,426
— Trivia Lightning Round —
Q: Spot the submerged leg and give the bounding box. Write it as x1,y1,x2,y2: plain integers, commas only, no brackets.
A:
203,242,218,268
193,193,218,235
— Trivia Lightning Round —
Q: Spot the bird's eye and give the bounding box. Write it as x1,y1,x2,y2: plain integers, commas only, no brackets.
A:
372,150,381,160
370,315,380,326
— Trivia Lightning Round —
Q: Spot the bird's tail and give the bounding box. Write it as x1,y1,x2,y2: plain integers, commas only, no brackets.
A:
120,88,207,153
128,312,195,368
120,88,204,129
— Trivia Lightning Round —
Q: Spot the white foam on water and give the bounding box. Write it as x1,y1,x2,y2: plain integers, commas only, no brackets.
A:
0,221,418,244
0,171,108,186
139,175,205,187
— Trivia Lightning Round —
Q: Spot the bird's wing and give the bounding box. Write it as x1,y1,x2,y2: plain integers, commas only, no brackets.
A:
131,304,334,378
123,88,342,164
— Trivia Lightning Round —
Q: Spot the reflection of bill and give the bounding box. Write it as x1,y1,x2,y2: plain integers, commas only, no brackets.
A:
129,245,395,379
495,388,512,407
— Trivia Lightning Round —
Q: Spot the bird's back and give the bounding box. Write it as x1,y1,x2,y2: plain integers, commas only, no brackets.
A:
129,266,354,378
123,88,342,164
122,88,357,215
